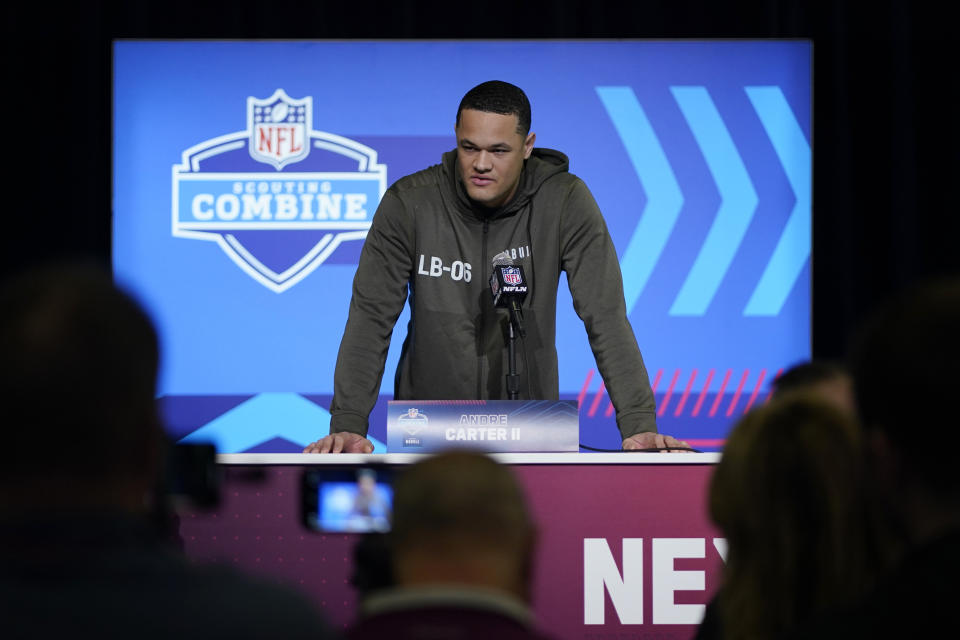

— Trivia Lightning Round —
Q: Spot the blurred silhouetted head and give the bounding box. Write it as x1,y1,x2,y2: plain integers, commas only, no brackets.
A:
710,393,875,639
850,278,960,499
389,451,536,600
0,263,163,505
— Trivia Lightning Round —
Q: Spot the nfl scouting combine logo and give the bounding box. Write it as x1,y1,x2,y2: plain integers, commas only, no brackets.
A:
172,89,387,292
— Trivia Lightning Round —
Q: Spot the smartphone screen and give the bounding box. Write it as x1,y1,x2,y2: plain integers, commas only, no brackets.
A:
302,467,393,533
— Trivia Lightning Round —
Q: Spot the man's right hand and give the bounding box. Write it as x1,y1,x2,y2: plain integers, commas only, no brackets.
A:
303,432,374,454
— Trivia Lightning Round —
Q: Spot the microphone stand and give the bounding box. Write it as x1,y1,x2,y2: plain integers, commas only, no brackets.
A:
506,319,521,400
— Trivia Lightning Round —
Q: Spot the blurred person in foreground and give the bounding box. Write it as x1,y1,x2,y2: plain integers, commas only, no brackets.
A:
0,263,335,639
795,278,960,639
694,393,882,640
347,451,554,640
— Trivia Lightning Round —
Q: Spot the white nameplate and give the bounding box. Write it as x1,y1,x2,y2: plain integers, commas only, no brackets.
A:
387,400,579,453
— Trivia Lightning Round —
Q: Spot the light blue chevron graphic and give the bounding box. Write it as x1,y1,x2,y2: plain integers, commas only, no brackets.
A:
179,392,386,453
743,86,811,316
596,86,684,313
669,87,758,316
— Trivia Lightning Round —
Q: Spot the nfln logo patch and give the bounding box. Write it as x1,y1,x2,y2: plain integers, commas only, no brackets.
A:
171,89,387,292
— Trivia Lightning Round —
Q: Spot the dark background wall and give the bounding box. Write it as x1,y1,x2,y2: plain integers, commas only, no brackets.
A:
5,1,955,360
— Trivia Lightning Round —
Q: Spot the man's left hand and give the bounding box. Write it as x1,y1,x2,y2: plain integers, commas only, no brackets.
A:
622,432,691,452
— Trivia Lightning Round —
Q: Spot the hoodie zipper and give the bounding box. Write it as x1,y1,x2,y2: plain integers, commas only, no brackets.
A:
478,218,489,399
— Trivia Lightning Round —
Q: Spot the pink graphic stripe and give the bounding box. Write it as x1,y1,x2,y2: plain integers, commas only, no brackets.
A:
650,369,663,396
658,369,681,417
693,369,715,417
674,369,698,417
742,369,767,413
587,381,606,418
604,395,615,417
685,439,726,448
577,369,595,411
709,370,732,417
764,368,784,404
726,370,750,416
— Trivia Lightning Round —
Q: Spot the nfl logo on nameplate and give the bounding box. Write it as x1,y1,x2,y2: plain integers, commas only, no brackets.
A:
171,89,387,292
398,408,428,447
503,267,522,285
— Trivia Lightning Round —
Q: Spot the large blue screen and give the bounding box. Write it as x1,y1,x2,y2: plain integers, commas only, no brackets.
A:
113,40,811,453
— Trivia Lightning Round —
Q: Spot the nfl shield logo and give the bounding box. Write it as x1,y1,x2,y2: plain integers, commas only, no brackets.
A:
248,89,310,169
503,267,522,285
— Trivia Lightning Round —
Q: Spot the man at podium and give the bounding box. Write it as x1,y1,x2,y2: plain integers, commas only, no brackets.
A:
305,81,687,454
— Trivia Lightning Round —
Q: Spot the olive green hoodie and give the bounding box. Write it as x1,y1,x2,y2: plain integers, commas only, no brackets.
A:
330,147,657,440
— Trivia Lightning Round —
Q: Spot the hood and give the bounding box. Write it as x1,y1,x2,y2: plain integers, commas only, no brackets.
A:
441,147,569,219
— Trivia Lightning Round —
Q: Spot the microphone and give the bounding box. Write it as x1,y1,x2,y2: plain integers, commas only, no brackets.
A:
489,254,528,338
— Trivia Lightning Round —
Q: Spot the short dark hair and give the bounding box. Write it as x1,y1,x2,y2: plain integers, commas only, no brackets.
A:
456,80,532,135
390,451,533,555
0,262,162,483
